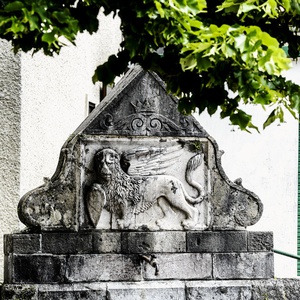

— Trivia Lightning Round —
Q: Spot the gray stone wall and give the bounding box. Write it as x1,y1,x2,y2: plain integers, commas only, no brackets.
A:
3,231,274,284
0,40,21,282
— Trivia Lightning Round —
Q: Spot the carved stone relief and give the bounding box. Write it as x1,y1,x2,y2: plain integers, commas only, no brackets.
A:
17,66,263,231
84,68,206,137
84,138,211,231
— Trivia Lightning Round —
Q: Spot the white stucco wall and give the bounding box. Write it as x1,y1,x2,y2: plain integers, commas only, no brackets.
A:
195,61,300,277
20,12,122,196
0,39,22,281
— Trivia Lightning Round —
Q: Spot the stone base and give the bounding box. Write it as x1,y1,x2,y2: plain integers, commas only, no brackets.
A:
2,279,300,300
2,230,277,299
4,231,274,284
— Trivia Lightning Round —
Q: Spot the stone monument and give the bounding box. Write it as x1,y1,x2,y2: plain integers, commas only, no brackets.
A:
2,65,297,299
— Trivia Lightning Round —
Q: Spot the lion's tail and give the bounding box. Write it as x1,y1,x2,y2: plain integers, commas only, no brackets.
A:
185,153,205,204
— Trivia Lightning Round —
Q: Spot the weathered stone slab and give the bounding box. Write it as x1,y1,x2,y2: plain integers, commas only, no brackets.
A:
4,231,275,255
2,279,300,300
213,252,274,279
186,280,252,300
122,231,186,253
186,231,247,253
1,284,37,300
143,253,212,280
42,232,93,254
107,281,185,300
251,279,300,300
5,254,66,284
1,283,107,300
4,234,41,254
38,290,105,300
38,283,107,300
66,254,142,282
93,231,121,253
248,231,273,251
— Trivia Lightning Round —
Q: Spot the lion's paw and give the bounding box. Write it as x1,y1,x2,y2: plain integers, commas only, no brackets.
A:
156,218,170,230
182,219,197,230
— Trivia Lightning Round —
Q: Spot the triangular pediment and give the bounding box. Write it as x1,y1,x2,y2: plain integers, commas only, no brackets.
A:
75,66,208,137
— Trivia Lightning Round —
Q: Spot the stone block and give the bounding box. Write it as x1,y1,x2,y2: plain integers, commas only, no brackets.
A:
251,279,300,300
5,254,66,284
42,232,93,254
4,234,41,254
107,281,185,300
1,284,38,300
186,280,252,300
213,252,274,279
93,231,121,253
38,283,107,300
248,231,273,251
66,254,142,282
143,253,212,280
122,231,186,253
186,231,247,253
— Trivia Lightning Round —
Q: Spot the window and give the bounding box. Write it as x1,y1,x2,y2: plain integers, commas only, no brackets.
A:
88,102,96,114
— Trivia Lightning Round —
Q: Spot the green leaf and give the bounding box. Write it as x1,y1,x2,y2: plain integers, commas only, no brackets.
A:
42,32,56,44
229,109,252,130
93,63,115,84
222,43,235,57
247,121,260,133
196,55,212,71
261,32,279,48
238,3,258,15
53,11,70,24
291,93,300,111
154,1,165,17
180,55,197,71
234,34,247,52
4,1,24,12
263,109,277,129
9,18,25,33
22,9,39,31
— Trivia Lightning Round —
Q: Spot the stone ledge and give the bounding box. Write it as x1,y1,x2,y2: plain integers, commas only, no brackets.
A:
4,231,273,254
2,279,300,300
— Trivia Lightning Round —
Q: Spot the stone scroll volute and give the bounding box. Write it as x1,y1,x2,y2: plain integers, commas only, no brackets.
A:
18,66,263,231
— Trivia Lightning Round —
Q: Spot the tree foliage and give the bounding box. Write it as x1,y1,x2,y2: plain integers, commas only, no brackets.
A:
1,0,300,130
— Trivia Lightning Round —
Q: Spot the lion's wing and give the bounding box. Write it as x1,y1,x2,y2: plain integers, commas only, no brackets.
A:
123,144,184,176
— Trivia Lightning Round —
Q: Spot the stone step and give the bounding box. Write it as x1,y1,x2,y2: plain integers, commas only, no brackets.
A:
2,279,300,300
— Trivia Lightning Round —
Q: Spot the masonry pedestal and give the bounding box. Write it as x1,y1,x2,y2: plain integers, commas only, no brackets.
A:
2,230,283,299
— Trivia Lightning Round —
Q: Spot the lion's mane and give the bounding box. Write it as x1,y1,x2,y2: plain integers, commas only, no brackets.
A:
100,158,141,215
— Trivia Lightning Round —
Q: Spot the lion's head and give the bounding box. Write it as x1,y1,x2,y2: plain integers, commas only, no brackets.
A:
93,148,140,214
94,148,121,183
